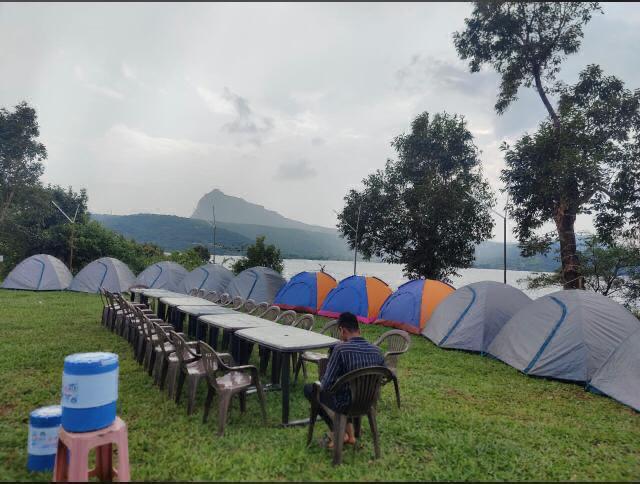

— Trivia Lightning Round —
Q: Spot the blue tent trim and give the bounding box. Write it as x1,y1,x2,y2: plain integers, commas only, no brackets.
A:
524,296,568,374
96,260,109,293
439,286,477,346
34,258,46,290
149,264,163,288
197,267,210,290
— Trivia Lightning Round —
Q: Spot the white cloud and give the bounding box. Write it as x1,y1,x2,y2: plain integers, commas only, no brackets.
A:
73,65,124,100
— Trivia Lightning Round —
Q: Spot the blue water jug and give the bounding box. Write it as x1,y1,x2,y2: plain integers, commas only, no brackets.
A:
27,405,62,472
61,352,119,432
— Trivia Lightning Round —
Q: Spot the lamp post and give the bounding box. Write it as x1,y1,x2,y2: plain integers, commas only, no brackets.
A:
51,201,79,271
334,204,362,276
465,191,507,284
211,203,217,264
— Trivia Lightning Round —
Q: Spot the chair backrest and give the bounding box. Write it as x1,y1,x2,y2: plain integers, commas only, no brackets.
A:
251,302,270,316
261,305,281,321
152,322,170,354
169,331,198,366
196,289,206,298
230,296,245,310
189,288,198,296
199,341,232,391
276,310,297,326
204,291,219,303
373,330,411,371
243,299,257,313
294,314,315,331
219,293,232,306
320,320,340,339
327,366,395,417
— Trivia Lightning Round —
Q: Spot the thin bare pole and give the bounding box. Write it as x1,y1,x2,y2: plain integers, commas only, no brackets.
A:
212,203,217,264
51,201,79,271
353,204,361,276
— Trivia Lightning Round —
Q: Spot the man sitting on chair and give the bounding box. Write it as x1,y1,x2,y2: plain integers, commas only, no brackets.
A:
303,311,385,448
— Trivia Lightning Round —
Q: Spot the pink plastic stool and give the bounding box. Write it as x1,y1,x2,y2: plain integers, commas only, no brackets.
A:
53,417,130,482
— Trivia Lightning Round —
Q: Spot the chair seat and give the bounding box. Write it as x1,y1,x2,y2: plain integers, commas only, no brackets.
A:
216,371,252,390
185,359,206,376
302,351,328,362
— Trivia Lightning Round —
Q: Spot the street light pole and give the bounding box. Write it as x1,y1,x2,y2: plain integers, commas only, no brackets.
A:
52,201,79,271
334,204,362,276
353,204,361,276
211,203,217,264
464,191,507,284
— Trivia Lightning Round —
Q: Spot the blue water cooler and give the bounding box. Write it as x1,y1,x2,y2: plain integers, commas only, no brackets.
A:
61,352,119,432
27,405,62,471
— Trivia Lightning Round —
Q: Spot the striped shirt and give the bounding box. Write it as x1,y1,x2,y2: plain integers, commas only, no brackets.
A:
321,336,385,410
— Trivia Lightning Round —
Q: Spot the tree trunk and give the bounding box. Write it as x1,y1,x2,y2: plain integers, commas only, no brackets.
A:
555,202,582,289
533,68,561,131
0,189,16,224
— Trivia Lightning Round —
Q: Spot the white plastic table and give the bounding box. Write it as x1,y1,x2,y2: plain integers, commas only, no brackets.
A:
235,325,338,426
176,305,237,338
198,313,277,350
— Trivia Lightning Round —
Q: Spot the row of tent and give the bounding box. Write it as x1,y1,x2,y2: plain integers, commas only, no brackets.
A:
3,254,638,412
0,254,286,301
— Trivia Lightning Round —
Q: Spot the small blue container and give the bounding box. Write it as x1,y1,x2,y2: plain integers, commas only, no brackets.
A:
61,352,119,432
27,405,62,472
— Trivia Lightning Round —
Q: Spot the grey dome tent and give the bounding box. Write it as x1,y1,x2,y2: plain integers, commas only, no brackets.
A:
69,257,135,293
588,327,640,412
226,266,286,303
180,263,233,294
423,281,532,353
1,254,72,291
488,290,640,382
133,261,188,292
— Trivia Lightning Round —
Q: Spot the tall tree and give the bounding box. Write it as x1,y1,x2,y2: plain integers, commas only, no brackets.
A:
501,66,640,287
454,2,609,288
338,111,495,282
454,2,601,126
0,102,47,223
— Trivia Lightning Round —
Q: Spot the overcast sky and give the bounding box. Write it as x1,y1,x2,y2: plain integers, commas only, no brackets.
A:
1,2,639,241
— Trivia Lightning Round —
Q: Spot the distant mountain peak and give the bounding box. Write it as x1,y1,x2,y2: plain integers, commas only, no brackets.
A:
191,188,334,234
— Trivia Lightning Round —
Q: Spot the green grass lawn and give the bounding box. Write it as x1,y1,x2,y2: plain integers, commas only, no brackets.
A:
1,290,639,481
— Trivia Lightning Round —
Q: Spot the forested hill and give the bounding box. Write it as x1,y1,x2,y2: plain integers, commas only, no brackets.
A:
92,213,559,271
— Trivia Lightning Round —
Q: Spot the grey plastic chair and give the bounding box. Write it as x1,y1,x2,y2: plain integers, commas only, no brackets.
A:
250,302,270,316
261,305,281,321
172,331,207,415
204,291,220,303
306,366,400,465
230,296,245,310
294,320,339,383
200,342,267,436
275,310,297,326
243,299,257,313
373,330,411,373
294,314,315,331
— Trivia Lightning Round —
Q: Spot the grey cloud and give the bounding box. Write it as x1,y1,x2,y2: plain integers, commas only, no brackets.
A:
396,54,497,96
221,87,274,145
275,159,318,180
311,137,326,147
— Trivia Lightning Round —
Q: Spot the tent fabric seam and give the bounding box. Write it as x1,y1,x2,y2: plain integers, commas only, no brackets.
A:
439,286,476,346
524,295,568,374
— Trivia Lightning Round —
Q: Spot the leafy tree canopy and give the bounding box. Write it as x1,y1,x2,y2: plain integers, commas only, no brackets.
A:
0,101,47,222
454,2,601,122
337,111,495,282
501,65,640,285
231,236,284,275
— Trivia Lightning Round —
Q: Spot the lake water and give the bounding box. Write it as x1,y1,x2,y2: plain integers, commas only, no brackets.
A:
218,256,555,299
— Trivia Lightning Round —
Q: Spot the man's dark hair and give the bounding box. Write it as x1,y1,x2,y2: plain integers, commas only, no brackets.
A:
338,312,359,332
